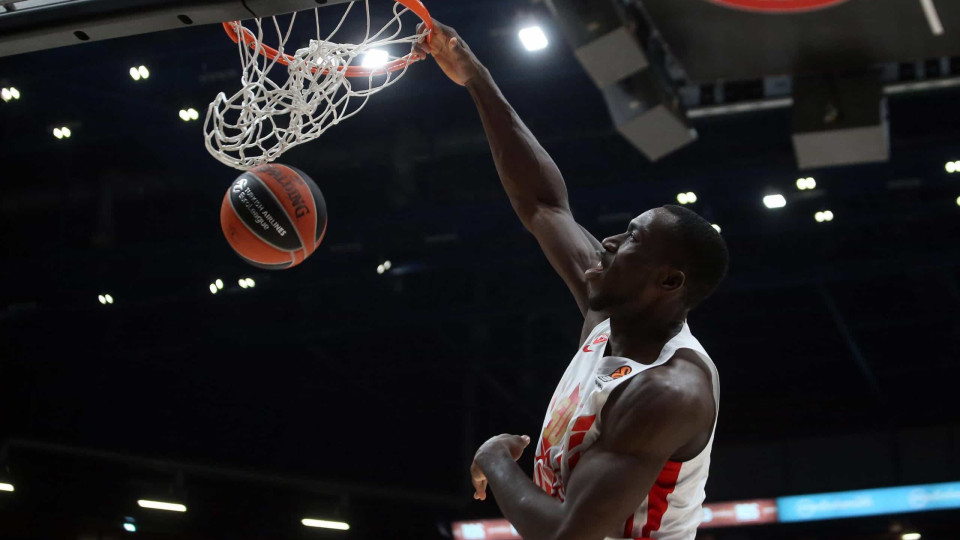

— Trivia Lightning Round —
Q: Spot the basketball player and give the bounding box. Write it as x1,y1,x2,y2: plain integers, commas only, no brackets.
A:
416,21,728,540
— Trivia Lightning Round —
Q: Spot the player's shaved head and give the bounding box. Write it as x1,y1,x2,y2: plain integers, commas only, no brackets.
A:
659,205,729,309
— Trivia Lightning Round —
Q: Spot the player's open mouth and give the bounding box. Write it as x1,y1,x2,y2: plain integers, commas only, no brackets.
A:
585,260,604,276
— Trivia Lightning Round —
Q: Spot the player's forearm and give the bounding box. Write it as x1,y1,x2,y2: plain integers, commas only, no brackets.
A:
465,67,571,225
477,450,567,540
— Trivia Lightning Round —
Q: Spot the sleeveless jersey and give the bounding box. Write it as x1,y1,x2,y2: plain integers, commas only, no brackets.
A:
533,319,720,540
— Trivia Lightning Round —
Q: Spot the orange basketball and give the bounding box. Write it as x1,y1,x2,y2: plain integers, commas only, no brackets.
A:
220,163,328,269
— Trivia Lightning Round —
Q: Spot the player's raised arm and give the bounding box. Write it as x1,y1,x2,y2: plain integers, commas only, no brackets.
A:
417,21,602,317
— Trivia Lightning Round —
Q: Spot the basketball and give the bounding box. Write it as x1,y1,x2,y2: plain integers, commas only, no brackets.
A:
220,163,328,270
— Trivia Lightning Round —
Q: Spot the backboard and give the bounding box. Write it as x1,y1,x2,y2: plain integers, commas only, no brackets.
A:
0,0,353,58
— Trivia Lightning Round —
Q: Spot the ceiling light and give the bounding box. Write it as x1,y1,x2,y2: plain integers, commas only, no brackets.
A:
53,128,63,139
138,66,150,79
302,519,350,530
763,194,786,209
187,108,199,120
246,278,255,288
711,224,721,233
137,500,186,512
179,109,190,121
238,279,248,289
946,161,959,173
209,283,218,294
98,295,106,305
215,279,223,290
383,260,392,270
902,534,921,540
796,177,816,190
1,88,10,102
0,483,13,492
361,49,389,68
123,523,136,532
61,127,71,137
518,26,548,51
129,67,141,81
105,294,114,304
956,195,960,207
376,264,385,275
10,87,19,100
676,192,688,204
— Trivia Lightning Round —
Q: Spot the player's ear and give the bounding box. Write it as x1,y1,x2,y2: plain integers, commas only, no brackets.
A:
660,268,685,292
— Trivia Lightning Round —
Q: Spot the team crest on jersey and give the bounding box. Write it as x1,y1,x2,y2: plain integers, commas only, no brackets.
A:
582,332,609,353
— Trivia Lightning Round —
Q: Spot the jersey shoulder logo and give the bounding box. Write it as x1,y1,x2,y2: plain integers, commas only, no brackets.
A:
597,365,633,384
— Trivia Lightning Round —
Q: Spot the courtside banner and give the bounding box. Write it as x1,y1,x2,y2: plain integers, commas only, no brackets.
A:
451,519,519,540
700,499,778,528
777,481,960,522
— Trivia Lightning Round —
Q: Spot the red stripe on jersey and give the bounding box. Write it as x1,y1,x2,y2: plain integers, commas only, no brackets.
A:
623,514,634,537
640,461,683,537
571,414,596,432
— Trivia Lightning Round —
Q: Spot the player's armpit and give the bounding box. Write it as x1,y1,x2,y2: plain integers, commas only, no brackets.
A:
525,205,602,317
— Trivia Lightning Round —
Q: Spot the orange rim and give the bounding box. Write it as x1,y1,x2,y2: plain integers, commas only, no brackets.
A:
222,0,433,78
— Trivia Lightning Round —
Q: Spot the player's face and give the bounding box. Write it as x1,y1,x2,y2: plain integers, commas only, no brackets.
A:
585,208,677,313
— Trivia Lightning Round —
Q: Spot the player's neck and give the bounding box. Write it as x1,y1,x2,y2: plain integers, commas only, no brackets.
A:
606,311,685,364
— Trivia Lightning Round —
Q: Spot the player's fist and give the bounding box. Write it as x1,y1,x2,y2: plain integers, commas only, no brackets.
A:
414,19,483,86
470,433,531,501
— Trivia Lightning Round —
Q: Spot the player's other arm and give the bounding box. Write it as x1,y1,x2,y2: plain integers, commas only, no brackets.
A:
471,367,713,540
416,21,601,317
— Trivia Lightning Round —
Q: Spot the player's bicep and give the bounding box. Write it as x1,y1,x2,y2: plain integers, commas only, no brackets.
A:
554,447,668,540
526,206,602,317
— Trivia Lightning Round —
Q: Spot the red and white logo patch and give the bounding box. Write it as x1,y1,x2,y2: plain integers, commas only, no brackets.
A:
706,0,849,13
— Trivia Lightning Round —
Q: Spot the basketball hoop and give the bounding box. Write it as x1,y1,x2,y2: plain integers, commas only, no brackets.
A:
204,0,434,171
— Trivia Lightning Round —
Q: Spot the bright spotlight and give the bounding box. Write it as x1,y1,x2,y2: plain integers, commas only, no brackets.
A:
376,264,385,275
179,109,190,121
53,128,63,139
238,279,248,289
956,195,960,207
686,192,697,203
129,67,141,81
763,194,786,209
137,500,186,512
10,87,19,100
105,294,114,304
518,26,548,51
823,210,834,221
0,483,13,492
62,127,71,138
1,88,10,102
209,283,218,294
677,192,689,204
215,279,223,290
947,161,958,173
796,177,816,190
123,523,137,532
302,519,350,530
98,295,106,305
711,224,721,233
246,278,255,288
187,108,199,120
902,534,921,540
383,260,392,270
138,66,150,79
361,49,389,69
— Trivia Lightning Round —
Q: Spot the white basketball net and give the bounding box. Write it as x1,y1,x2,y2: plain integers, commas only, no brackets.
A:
204,1,427,170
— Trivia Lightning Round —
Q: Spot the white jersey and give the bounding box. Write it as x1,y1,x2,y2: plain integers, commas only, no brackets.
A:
533,319,719,540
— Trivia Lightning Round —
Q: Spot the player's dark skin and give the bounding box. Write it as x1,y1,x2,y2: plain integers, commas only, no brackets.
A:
416,21,717,540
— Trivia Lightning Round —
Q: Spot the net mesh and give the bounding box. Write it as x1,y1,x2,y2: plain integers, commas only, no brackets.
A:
204,1,428,170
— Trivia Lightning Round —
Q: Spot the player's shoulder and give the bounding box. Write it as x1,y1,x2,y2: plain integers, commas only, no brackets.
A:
600,351,714,455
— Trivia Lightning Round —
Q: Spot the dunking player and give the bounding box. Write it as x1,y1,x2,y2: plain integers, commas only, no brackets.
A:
416,21,728,540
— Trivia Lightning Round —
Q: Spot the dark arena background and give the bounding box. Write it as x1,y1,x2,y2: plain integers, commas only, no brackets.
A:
2,0,960,538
